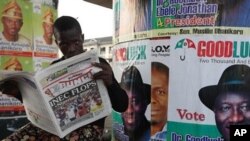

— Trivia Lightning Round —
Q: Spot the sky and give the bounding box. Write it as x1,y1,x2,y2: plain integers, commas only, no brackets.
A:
58,0,113,39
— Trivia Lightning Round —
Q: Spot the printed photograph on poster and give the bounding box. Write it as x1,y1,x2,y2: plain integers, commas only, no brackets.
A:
0,0,32,52
151,61,169,140
150,38,171,140
112,40,151,141
199,64,250,141
33,8,57,47
113,66,151,141
32,3,58,72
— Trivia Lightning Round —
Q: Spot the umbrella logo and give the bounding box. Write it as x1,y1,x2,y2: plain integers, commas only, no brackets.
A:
175,38,196,61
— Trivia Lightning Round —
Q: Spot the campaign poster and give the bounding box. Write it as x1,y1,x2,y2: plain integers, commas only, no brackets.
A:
114,0,250,44
161,34,250,141
32,0,58,72
113,0,152,44
112,35,250,141
112,0,250,141
112,39,151,141
152,0,218,28
150,37,170,141
0,92,29,140
151,0,250,37
0,0,33,72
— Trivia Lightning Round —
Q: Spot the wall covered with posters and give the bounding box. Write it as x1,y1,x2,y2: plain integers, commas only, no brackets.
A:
0,0,58,139
0,0,58,72
112,0,250,141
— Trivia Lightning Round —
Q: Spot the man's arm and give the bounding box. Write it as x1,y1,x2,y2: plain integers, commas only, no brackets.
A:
92,58,128,113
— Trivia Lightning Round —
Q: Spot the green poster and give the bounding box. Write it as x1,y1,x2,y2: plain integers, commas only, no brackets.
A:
0,0,33,71
32,2,58,72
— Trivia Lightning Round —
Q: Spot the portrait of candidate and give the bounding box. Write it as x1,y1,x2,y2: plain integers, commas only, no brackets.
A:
119,65,151,141
42,9,54,45
1,0,30,46
199,64,250,141
151,62,169,140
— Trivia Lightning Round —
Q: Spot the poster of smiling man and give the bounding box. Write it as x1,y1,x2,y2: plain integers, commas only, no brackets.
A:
32,1,58,72
0,0,33,72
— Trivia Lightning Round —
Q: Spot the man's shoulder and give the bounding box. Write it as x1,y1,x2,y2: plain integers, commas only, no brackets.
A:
151,130,167,141
151,124,167,141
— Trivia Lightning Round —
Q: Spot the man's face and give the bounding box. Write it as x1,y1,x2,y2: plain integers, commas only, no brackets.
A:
214,92,250,141
121,89,147,132
151,68,168,125
43,22,53,38
2,17,23,40
55,29,84,59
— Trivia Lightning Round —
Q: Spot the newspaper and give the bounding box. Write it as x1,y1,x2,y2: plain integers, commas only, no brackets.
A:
0,50,112,138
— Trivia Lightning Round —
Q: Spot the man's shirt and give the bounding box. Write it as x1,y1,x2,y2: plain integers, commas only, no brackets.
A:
151,124,167,141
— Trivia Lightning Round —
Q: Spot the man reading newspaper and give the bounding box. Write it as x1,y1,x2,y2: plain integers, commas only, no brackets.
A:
4,16,128,140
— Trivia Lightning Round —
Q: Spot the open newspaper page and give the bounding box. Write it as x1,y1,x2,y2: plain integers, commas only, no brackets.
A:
34,50,112,137
0,71,59,136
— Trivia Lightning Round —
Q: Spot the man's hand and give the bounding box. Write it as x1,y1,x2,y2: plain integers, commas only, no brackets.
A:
92,62,113,86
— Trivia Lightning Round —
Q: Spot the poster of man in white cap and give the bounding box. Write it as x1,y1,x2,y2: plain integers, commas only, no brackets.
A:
0,0,33,72
0,0,32,50
33,2,58,72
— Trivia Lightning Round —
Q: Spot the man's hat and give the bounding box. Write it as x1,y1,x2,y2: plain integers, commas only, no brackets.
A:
43,9,54,24
120,66,150,105
199,64,250,110
2,0,22,19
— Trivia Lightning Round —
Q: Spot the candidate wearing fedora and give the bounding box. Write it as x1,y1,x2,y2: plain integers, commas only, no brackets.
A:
117,66,150,141
199,64,250,141
1,0,31,50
